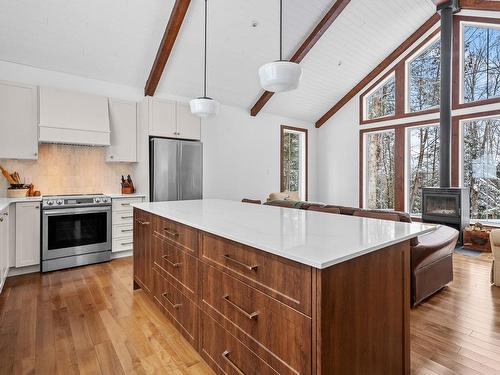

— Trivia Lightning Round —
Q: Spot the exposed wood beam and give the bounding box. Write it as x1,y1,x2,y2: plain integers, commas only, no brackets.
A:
459,0,500,10
315,13,440,128
250,0,351,117
144,0,191,97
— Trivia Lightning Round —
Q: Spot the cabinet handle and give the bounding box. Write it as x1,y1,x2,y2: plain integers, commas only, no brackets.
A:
163,228,179,237
223,295,259,320
121,229,133,233
223,254,258,271
161,254,181,268
221,351,246,375
135,219,150,225
161,292,181,309
110,155,114,159
121,215,133,219
121,203,131,206
121,241,133,246
0,217,3,223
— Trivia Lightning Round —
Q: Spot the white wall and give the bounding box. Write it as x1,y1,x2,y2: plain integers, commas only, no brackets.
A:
0,61,318,202
316,97,359,207
202,105,317,203
0,60,191,102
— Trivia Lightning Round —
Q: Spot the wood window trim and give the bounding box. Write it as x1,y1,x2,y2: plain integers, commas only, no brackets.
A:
317,14,441,128
359,28,441,125
451,108,500,186
358,118,440,210
280,125,309,201
359,109,500,213
452,15,500,110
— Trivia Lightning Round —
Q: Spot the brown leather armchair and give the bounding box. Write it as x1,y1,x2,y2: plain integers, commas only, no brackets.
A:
352,209,459,306
245,197,460,305
411,225,458,305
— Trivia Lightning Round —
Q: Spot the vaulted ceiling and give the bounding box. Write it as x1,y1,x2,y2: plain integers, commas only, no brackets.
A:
0,0,435,123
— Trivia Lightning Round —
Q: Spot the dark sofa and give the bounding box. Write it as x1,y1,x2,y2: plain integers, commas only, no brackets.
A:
257,199,459,306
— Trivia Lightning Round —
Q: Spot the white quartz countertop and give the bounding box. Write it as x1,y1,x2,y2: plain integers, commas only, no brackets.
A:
132,199,436,269
0,196,42,211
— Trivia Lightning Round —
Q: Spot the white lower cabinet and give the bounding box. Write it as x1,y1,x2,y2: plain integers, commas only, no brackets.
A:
15,202,40,267
112,196,144,253
0,208,9,292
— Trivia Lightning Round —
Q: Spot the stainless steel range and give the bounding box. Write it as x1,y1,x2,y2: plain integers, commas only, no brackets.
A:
41,194,112,272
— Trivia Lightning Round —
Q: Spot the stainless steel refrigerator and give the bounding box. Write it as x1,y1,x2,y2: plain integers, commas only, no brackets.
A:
150,138,203,202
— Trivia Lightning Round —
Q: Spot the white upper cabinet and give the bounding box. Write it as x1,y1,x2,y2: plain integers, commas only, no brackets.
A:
149,98,177,138
106,99,137,163
147,98,201,140
0,81,38,160
38,86,110,146
176,102,201,140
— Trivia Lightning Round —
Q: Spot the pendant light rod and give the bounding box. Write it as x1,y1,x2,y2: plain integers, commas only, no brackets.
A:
203,0,208,98
190,0,219,117
280,0,283,61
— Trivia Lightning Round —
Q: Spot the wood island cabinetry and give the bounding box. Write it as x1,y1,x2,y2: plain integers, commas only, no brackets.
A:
133,207,412,375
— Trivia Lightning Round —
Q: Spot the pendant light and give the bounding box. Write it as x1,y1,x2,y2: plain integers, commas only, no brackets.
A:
190,0,220,117
258,0,302,92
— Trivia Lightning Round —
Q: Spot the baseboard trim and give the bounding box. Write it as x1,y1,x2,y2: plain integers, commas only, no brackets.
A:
6,251,132,278
111,250,133,259
7,264,40,277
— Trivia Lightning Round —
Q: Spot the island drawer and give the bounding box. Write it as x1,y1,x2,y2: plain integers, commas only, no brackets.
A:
153,216,198,255
200,233,312,316
153,231,198,301
201,263,311,375
200,312,282,375
153,267,198,347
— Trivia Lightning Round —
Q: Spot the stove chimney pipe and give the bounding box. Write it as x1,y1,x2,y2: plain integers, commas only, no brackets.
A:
438,0,459,188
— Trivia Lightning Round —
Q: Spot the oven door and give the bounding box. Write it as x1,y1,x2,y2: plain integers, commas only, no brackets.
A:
42,205,111,260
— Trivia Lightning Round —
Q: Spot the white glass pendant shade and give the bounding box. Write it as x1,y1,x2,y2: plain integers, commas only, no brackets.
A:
259,60,303,92
189,97,220,118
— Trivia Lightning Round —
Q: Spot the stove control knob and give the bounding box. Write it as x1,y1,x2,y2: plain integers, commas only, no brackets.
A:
47,200,54,206
56,199,64,206
94,197,101,203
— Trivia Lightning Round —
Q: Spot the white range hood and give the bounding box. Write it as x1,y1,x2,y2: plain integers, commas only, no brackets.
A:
38,86,110,146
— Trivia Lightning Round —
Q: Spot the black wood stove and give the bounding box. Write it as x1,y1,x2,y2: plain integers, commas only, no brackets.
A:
422,187,469,244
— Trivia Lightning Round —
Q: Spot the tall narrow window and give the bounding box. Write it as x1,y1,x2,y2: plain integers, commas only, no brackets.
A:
462,117,500,222
408,38,441,112
281,126,308,200
408,125,440,214
463,23,500,103
365,130,395,209
365,74,396,120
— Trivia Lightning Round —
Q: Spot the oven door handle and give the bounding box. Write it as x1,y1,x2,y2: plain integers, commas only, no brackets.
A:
43,206,111,215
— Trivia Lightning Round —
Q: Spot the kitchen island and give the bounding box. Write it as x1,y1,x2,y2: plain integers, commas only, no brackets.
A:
132,199,434,375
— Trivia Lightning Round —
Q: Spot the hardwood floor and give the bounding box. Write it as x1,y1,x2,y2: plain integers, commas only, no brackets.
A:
0,253,498,375
0,257,212,375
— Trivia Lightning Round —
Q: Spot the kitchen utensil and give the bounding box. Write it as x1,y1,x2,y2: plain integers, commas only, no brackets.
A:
0,165,16,185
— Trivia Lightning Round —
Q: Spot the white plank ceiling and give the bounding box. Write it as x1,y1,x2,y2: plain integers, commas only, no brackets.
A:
0,0,435,122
